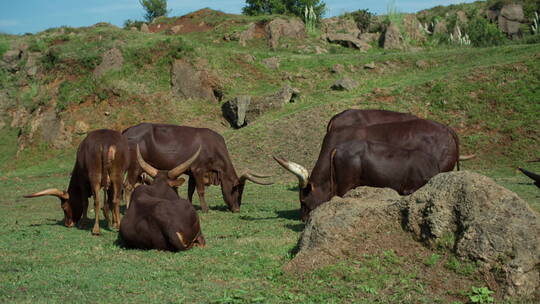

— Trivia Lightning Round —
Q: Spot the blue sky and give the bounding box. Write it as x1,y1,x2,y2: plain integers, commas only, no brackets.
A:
0,1,475,35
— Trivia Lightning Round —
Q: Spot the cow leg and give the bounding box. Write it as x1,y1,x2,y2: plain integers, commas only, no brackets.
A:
91,183,102,235
102,188,112,229
193,174,209,212
188,176,196,203
111,175,122,230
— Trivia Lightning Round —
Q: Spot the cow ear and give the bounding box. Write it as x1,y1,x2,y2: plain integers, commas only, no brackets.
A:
168,178,186,187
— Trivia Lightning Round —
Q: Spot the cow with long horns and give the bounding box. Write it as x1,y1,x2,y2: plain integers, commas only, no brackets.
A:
122,123,272,212
23,129,130,235
275,118,474,221
120,146,205,251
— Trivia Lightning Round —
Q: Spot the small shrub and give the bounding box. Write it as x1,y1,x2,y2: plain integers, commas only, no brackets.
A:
445,256,477,276
343,9,373,33
466,15,506,47
468,286,494,303
139,0,169,22
424,253,441,266
123,19,145,29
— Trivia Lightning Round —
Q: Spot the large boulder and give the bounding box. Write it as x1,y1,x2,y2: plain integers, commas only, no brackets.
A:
383,22,405,50
325,33,371,51
2,49,23,72
93,48,123,78
287,171,540,298
402,172,540,298
321,17,360,38
498,4,525,39
331,78,359,91
265,18,306,49
171,59,218,102
239,23,257,47
222,85,299,128
402,14,426,43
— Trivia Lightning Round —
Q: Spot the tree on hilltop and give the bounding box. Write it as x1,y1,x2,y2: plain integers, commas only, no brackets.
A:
243,0,326,20
140,0,169,22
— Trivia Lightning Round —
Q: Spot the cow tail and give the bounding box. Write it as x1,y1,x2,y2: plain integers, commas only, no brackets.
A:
101,145,116,189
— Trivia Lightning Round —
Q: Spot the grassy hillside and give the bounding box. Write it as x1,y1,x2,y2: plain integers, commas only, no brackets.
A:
1,8,539,303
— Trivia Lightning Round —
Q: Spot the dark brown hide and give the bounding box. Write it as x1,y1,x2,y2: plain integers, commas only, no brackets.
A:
326,109,418,132
24,129,130,235
119,148,205,251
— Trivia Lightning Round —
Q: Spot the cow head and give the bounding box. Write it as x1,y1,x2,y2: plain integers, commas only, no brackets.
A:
136,144,200,191
222,172,273,212
23,188,82,227
273,156,333,222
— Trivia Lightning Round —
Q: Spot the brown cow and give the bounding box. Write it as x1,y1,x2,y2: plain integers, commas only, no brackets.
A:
24,129,130,235
275,119,469,221
122,123,272,212
120,146,205,251
326,109,418,132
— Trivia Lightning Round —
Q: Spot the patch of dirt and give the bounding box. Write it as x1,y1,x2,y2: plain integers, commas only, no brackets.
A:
149,9,225,34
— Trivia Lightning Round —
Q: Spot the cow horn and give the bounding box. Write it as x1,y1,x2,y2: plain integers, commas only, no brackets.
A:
273,156,309,189
168,146,201,180
519,168,540,183
527,158,540,163
23,188,69,200
136,145,158,178
459,154,476,161
239,172,273,185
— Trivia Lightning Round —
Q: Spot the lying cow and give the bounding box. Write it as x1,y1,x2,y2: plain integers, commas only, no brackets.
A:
119,146,205,251
24,129,130,235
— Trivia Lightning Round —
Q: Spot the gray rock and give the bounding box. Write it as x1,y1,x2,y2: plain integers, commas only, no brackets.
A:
262,57,280,69
265,18,306,49
331,64,345,74
2,49,22,72
287,171,540,298
498,4,524,39
415,60,429,69
240,54,256,63
363,62,376,69
239,23,257,47
314,46,328,54
433,20,448,35
358,32,379,44
383,22,405,50
222,96,251,128
170,25,182,34
325,33,371,51
331,78,359,91
74,120,90,135
321,17,360,38
171,59,218,102
403,14,426,43
25,52,41,77
93,48,124,78
140,23,150,33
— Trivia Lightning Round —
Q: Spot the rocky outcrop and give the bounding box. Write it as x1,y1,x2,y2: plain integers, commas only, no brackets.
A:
287,171,540,298
265,18,306,49
433,20,448,35
403,14,426,43
331,78,359,91
93,48,123,78
321,17,360,38
383,23,405,50
170,59,219,102
498,4,524,39
222,85,300,128
325,33,371,51
262,57,280,69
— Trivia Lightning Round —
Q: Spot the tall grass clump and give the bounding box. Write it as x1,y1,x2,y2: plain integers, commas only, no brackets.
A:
385,0,403,26
465,15,506,47
532,11,539,35
304,6,317,35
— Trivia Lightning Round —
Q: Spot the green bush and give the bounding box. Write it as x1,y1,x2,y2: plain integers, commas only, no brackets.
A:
466,16,506,47
343,9,373,33
123,19,145,29
468,286,494,303
243,0,326,22
139,0,169,22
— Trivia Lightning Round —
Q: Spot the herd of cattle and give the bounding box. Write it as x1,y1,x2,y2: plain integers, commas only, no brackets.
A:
22,109,539,251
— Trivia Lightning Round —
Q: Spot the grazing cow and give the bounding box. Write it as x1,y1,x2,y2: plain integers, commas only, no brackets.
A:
274,119,470,221
23,129,130,235
120,146,205,251
518,168,540,189
122,123,272,212
326,109,418,132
